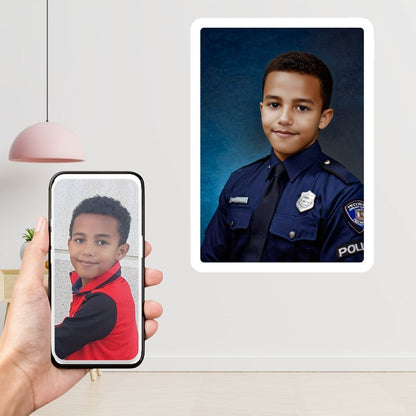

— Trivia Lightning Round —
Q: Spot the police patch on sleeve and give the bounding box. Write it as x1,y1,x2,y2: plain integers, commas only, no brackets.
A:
336,240,364,260
343,199,364,233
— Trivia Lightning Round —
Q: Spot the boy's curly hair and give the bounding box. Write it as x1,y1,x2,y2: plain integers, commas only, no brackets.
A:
69,195,131,245
262,51,333,111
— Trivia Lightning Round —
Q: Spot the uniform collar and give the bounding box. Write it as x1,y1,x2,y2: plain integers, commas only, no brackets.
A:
71,261,121,295
269,141,322,182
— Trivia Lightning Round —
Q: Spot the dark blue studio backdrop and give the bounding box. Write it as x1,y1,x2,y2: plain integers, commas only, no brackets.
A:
200,27,364,242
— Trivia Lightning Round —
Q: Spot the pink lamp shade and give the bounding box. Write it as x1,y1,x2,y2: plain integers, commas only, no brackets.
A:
9,121,85,162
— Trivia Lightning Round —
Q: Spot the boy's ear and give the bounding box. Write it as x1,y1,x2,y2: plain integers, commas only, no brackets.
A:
259,102,263,111
318,108,334,130
116,243,130,261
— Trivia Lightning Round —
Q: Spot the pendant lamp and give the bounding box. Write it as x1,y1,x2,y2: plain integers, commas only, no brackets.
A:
9,0,85,163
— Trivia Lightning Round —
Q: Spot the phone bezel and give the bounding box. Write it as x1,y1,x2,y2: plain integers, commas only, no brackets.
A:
48,171,145,369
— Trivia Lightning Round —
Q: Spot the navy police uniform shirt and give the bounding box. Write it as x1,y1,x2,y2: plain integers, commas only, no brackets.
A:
201,141,364,262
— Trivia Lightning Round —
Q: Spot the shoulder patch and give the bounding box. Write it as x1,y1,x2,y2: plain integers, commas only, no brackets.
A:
320,156,361,185
343,199,364,233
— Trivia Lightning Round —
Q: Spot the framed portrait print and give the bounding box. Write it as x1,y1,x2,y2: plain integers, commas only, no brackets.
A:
191,18,374,273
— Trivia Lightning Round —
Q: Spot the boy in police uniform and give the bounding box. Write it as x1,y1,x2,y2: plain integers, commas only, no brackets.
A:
201,51,364,262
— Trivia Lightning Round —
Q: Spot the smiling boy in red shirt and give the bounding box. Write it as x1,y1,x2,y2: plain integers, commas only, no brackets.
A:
55,195,138,361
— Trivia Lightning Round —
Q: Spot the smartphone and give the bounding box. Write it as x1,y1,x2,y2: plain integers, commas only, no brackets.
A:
49,171,145,368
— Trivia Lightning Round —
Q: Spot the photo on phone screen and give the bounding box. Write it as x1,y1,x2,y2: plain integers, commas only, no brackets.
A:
49,172,144,368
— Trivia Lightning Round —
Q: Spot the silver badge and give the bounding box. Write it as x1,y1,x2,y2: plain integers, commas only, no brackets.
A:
296,191,316,213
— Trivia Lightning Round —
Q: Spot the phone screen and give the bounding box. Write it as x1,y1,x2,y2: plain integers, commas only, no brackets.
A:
49,172,144,368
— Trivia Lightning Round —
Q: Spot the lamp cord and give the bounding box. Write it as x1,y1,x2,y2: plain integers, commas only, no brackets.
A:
46,0,49,122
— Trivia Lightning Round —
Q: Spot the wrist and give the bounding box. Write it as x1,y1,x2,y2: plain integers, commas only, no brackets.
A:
0,358,33,416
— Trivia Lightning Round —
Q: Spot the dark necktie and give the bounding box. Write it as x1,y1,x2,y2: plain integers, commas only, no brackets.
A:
244,163,286,261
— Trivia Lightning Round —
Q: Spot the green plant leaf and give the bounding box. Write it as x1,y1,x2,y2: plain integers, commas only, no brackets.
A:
22,227,35,242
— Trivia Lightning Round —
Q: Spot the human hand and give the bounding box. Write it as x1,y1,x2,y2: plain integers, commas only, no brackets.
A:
143,241,163,339
0,217,163,415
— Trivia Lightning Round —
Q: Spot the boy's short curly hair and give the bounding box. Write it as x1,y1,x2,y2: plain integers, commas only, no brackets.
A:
262,51,333,111
69,195,131,245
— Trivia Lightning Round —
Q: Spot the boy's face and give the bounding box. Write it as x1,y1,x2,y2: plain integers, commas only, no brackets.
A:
68,213,129,286
260,71,333,161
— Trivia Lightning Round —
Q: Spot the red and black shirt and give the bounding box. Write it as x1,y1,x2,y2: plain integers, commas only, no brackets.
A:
55,261,138,360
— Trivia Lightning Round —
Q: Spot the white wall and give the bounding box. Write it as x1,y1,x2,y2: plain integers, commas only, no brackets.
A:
1,0,416,371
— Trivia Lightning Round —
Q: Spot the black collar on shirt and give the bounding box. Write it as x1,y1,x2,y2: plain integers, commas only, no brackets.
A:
71,265,121,295
269,141,323,183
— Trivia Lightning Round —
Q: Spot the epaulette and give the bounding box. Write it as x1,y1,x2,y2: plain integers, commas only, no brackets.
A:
320,156,361,185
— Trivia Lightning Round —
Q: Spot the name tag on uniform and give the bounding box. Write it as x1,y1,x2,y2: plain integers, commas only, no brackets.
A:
229,196,249,204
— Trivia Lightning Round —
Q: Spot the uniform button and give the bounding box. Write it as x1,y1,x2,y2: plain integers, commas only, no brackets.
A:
324,159,331,165
230,220,235,227
268,165,271,169
289,231,296,239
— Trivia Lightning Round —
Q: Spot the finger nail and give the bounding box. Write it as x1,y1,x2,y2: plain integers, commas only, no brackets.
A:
35,217,45,232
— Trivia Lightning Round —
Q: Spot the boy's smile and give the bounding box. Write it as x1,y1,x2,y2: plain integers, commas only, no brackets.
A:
68,213,129,287
260,71,333,161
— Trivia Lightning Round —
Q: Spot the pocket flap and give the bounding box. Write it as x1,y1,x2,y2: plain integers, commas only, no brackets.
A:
269,214,319,241
227,206,253,230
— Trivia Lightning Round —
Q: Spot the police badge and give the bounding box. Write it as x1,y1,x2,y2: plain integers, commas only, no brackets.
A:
296,191,316,213
343,199,364,233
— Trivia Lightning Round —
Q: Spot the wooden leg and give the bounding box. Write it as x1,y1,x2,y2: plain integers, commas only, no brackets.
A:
3,303,10,328
89,369,97,381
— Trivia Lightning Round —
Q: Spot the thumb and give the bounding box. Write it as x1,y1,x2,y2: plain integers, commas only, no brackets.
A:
18,217,49,287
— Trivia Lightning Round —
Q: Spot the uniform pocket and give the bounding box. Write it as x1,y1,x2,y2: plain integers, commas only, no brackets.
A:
226,205,253,230
267,214,320,261
269,214,319,242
